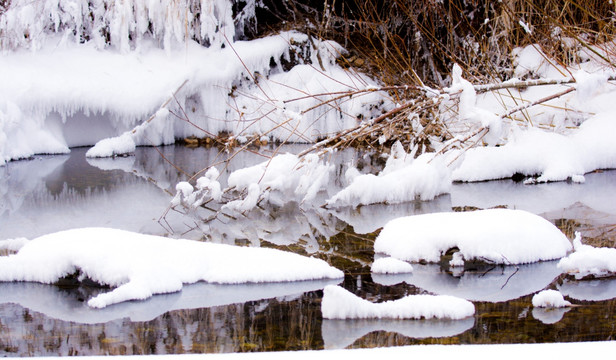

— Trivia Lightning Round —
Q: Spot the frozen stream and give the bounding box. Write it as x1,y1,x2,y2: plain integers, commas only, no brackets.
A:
1,145,615,356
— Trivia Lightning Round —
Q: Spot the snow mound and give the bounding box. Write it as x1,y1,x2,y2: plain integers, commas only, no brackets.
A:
375,209,572,265
532,290,572,308
557,232,616,279
0,228,343,308
321,285,474,320
371,257,413,274
326,147,451,207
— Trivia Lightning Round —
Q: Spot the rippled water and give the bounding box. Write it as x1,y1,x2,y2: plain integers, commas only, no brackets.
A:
1,145,615,356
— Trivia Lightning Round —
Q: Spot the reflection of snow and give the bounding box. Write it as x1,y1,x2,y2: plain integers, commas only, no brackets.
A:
451,170,616,216
373,262,563,302
532,307,571,325
558,278,616,301
322,317,474,349
0,279,338,324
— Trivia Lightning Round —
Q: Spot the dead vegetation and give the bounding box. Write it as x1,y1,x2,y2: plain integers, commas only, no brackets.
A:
170,0,616,159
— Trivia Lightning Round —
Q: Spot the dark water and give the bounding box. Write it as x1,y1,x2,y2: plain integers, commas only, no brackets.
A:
1,145,615,356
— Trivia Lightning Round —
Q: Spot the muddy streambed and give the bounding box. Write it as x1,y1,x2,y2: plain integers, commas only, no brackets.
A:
0,145,615,356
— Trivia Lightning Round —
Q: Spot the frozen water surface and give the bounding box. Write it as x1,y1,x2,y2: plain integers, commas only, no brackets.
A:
1,145,616,355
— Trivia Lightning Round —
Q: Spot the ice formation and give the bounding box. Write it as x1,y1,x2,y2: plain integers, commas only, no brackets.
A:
375,209,572,265
321,285,475,320
532,289,572,308
0,228,343,308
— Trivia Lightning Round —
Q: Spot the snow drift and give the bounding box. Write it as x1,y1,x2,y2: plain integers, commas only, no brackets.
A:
0,227,343,308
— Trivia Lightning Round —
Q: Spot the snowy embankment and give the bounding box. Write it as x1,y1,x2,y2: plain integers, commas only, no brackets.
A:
0,0,386,164
374,209,572,265
0,228,343,308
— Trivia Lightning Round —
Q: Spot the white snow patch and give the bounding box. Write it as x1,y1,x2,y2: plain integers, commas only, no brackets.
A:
371,257,413,274
558,232,616,279
375,209,572,265
326,150,451,207
0,228,343,308
532,289,572,308
321,285,474,320
453,111,616,182
0,238,29,252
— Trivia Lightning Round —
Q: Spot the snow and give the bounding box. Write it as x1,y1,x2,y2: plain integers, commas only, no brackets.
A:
557,232,616,279
326,148,452,207
452,111,616,183
321,285,474,320
0,30,386,164
0,228,343,308
532,289,572,308
371,257,413,274
374,209,572,265
0,0,241,52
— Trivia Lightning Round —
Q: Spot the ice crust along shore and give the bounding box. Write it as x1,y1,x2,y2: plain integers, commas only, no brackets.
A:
374,209,572,265
0,228,343,308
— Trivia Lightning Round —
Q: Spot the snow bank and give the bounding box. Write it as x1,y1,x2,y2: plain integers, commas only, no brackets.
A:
0,30,387,164
453,111,616,183
557,232,616,279
371,257,413,274
532,290,572,308
326,143,452,207
375,209,571,265
321,285,474,320
0,228,343,308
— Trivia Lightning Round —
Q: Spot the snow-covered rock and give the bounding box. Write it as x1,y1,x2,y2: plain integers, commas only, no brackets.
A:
0,228,343,308
532,290,572,308
375,209,572,265
558,232,616,279
321,285,474,320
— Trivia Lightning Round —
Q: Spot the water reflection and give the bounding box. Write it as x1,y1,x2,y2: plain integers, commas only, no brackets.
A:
0,279,340,324
373,262,564,303
1,145,616,355
532,307,571,325
322,318,475,349
558,278,616,301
